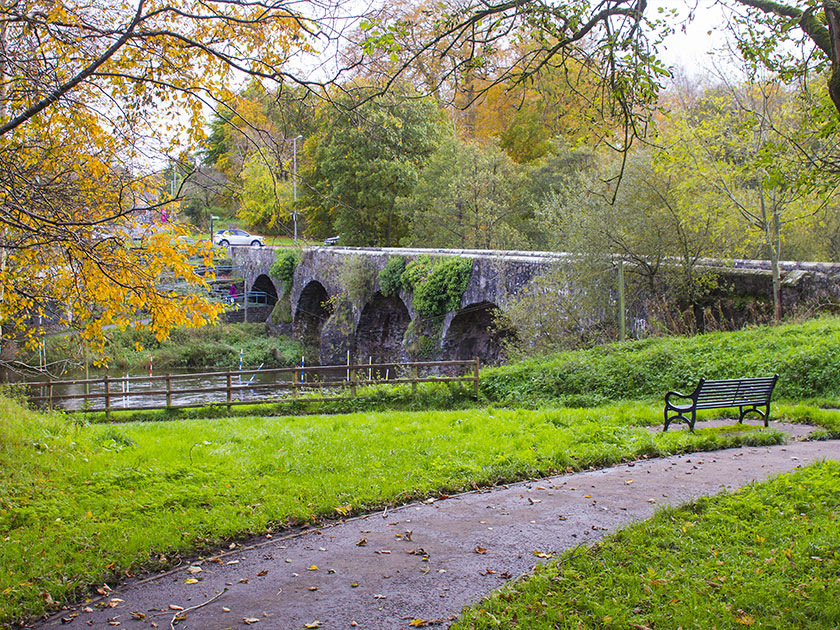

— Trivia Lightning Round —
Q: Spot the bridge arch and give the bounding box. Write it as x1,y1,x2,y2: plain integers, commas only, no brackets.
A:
251,274,278,305
294,280,333,351
353,292,410,364
441,301,511,365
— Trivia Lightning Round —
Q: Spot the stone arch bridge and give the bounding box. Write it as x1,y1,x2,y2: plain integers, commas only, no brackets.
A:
229,246,840,366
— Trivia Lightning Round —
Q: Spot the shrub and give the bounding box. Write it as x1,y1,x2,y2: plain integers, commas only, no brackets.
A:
378,256,407,296
400,254,433,292
269,250,299,294
412,257,473,318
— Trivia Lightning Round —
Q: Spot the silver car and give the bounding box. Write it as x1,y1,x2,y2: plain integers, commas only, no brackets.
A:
214,229,265,248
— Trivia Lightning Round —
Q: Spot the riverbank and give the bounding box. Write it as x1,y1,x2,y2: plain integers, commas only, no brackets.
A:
26,323,304,375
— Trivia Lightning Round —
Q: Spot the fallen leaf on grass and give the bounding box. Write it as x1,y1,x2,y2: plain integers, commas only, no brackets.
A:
629,624,653,630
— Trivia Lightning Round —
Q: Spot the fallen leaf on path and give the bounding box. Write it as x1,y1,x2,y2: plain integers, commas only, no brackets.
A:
474,546,487,554
533,550,553,559
243,617,260,624
307,565,318,571
187,566,202,574
257,569,268,577
184,578,199,585
168,605,184,611
129,612,146,621
375,550,391,555
304,622,322,629
409,620,430,627
625,479,634,485
107,598,123,608
356,538,368,546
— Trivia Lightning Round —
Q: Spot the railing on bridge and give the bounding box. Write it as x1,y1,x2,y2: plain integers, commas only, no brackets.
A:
24,359,480,415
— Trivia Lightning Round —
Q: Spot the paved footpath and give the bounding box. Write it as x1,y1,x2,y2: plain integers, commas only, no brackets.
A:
33,422,839,630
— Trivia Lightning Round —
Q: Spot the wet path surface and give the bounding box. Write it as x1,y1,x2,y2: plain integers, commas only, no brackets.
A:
32,422,838,630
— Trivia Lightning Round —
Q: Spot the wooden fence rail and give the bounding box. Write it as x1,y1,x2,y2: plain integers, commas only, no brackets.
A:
23,358,481,415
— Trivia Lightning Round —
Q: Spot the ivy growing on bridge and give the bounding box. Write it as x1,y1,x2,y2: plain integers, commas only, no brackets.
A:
401,255,473,319
269,250,299,325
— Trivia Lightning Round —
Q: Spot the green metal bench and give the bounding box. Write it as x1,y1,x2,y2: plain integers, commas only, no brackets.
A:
663,375,778,431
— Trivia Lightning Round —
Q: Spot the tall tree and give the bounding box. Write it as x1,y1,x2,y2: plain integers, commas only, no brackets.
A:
0,0,328,357
399,135,529,248
660,78,840,321
300,89,444,246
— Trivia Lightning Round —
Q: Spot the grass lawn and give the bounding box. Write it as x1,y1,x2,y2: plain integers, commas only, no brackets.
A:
454,460,840,630
0,397,791,626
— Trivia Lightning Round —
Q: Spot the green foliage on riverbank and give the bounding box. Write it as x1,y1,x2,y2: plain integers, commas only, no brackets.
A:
455,460,840,630
482,316,840,404
0,397,788,626
36,323,303,373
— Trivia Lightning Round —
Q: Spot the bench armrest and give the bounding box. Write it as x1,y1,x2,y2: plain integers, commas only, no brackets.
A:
665,390,692,405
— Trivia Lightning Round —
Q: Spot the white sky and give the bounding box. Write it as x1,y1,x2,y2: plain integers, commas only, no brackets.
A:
652,0,734,76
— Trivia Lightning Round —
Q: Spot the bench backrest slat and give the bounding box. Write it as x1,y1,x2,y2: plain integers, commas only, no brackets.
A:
694,376,776,408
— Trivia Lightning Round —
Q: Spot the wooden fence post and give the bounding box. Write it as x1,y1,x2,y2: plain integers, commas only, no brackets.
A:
48,379,53,410
226,372,232,411
166,374,172,407
473,357,480,398
104,375,111,419
350,367,357,397
293,368,298,400
412,365,418,396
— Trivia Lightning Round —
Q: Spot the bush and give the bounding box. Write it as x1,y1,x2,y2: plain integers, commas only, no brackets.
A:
269,250,299,294
400,254,433,292
378,256,407,296
412,257,473,318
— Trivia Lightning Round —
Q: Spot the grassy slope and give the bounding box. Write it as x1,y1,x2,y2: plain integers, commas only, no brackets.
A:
0,399,784,626
481,316,840,404
454,460,840,630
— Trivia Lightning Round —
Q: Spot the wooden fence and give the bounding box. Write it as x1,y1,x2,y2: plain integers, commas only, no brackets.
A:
24,358,480,415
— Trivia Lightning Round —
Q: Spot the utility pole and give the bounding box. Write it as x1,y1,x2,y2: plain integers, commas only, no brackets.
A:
292,135,302,244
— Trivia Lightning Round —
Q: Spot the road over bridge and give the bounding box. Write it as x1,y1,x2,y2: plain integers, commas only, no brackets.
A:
229,246,840,365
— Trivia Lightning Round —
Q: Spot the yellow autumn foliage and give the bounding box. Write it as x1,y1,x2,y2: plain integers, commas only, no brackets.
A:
0,0,311,353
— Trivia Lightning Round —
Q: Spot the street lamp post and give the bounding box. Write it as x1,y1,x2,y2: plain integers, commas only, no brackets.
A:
292,135,302,245
209,215,220,244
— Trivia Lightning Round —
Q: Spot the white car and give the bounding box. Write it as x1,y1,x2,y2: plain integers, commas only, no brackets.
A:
214,229,265,248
